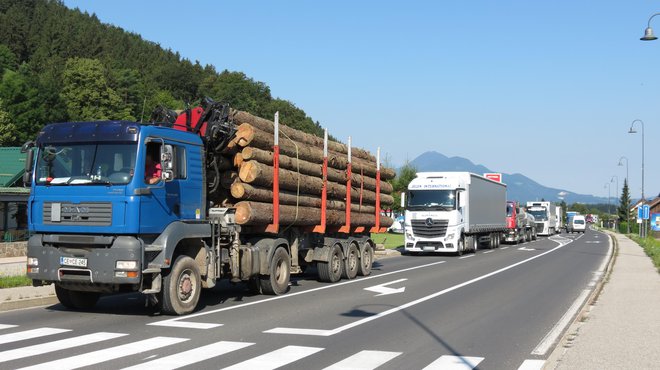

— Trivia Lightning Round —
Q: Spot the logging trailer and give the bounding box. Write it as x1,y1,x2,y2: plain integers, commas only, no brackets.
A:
22,99,392,315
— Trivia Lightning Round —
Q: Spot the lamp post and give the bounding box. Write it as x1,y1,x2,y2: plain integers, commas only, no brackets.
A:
628,119,645,237
618,156,630,233
611,175,619,230
640,13,660,40
605,183,611,228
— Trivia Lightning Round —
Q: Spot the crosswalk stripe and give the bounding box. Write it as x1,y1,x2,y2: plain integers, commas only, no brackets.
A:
16,336,189,370
0,332,128,363
422,355,484,370
121,341,255,369
0,328,71,345
221,345,323,370
517,359,546,370
323,350,402,370
0,324,18,330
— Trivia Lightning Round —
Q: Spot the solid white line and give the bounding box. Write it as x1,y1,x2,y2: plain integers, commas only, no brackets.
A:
121,341,254,369
221,345,323,370
458,255,474,259
0,324,17,330
517,359,545,370
422,355,484,369
0,332,128,363
149,260,447,328
266,239,573,337
323,350,401,370
483,250,494,254
17,336,189,370
501,246,509,250
531,289,591,355
0,328,70,345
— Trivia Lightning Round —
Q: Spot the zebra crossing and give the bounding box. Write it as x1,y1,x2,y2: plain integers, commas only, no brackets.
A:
0,324,545,370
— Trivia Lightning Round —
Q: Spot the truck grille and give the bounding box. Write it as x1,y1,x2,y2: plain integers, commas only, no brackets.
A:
43,202,112,226
411,219,448,238
535,223,544,233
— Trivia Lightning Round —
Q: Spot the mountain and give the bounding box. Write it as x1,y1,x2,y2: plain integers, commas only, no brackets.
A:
408,151,608,204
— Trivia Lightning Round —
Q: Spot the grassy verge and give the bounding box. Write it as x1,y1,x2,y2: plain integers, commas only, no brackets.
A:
0,275,33,289
371,232,404,250
629,235,660,272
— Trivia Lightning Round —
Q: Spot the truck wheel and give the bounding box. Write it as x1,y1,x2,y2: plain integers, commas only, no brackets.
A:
318,244,343,283
161,255,201,315
358,243,374,276
456,235,465,256
342,243,359,279
55,285,99,310
260,246,290,295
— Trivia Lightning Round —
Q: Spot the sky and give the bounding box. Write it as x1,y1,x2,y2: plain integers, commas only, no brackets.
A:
62,0,660,200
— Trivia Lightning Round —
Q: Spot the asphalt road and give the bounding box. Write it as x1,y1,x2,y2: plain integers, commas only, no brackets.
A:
0,229,609,370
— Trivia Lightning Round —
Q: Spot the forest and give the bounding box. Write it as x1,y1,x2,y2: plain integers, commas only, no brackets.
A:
0,0,325,146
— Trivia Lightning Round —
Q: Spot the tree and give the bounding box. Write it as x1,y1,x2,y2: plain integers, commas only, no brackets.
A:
0,98,16,145
391,161,417,213
0,44,18,75
60,57,131,121
618,178,632,222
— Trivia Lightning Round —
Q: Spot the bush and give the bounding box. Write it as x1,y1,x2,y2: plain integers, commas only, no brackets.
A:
630,235,660,272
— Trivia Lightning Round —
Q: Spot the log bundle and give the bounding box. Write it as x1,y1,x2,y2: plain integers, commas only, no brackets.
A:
209,110,396,229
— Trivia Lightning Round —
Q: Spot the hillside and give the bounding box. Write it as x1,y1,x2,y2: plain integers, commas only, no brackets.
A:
0,0,324,146
409,151,608,204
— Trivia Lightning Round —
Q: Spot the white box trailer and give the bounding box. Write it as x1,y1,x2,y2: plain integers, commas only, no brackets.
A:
403,172,507,255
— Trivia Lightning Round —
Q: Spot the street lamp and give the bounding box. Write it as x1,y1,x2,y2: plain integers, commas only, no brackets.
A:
611,175,618,230
628,119,645,201
618,156,630,233
604,182,611,228
640,13,660,40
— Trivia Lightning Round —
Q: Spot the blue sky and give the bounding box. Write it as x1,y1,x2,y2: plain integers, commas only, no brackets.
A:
63,0,659,199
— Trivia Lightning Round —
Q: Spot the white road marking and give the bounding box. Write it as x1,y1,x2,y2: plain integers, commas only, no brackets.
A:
483,250,494,254
517,247,535,251
0,332,127,363
501,246,509,250
221,345,323,370
0,328,70,345
147,321,222,329
0,324,17,330
517,359,546,370
422,355,484,369
458,255,474,259
532,289,591,355
364,279,407,296
17,336,189,370
323,350,401,370
585,241,601,243
121,341,254,369
149,260,446,329
266,239,574,336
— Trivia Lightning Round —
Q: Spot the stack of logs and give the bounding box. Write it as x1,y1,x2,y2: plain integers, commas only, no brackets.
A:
211,110,395,229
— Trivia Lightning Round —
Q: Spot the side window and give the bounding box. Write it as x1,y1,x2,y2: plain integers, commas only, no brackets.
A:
172,146,186,179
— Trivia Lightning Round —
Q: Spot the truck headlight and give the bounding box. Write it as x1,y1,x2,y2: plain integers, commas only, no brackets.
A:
406,231,414,239
446,233,455,241
115,260,138,270
27,257,39,266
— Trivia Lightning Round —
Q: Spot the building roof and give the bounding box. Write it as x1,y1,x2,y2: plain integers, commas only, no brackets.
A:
0,147,25,187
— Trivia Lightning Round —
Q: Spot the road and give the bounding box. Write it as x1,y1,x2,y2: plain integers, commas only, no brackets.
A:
0,229,609,370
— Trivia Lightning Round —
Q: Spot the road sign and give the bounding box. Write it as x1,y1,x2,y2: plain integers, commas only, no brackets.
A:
639,205,650,220
484,173,502,182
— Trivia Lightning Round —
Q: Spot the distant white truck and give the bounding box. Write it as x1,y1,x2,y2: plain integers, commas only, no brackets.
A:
526,201,559,236
403,172,507,255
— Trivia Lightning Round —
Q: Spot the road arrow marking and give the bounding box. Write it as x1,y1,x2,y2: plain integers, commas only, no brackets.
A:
364,279,407,296
518,246,535,251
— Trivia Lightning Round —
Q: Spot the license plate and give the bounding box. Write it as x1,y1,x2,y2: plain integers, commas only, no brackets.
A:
60,256,87,267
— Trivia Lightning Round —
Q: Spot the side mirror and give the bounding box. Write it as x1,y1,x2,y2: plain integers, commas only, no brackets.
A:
22,143,35,186
458,191,466,208
400,192,406,208
160,144,174,182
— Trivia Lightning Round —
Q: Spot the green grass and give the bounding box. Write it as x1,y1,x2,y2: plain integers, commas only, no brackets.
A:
0,275,33,289
371,232,404,249
630,235,660,272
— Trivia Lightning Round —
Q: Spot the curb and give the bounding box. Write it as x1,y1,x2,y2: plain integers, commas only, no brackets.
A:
543,231,617,369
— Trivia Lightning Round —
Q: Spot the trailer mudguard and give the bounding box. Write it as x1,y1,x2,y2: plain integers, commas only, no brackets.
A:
148,221,212,268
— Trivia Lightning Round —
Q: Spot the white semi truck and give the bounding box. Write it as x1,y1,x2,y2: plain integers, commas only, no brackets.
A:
403,172,507,255
526,201,559,236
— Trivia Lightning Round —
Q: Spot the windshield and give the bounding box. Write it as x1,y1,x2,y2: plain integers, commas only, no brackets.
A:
574,219,585,225
407,190,456,211
36,143,137,185
528,209,548,221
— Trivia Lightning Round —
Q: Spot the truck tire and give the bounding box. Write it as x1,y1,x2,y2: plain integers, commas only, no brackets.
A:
358,243,374,276
161,255,201,315
318,244,343,283
260,246,290,295
55,285,99,310
456,235,465,256
342,242,359,280
465,235,477,253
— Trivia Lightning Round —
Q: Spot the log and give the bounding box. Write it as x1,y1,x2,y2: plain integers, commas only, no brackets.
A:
234,123,396,180
231,182,376,213
233,152,244,168
238,160,394,205
232,110,376,162
234,201,393,227
220,171,239,190
240,147,394,194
